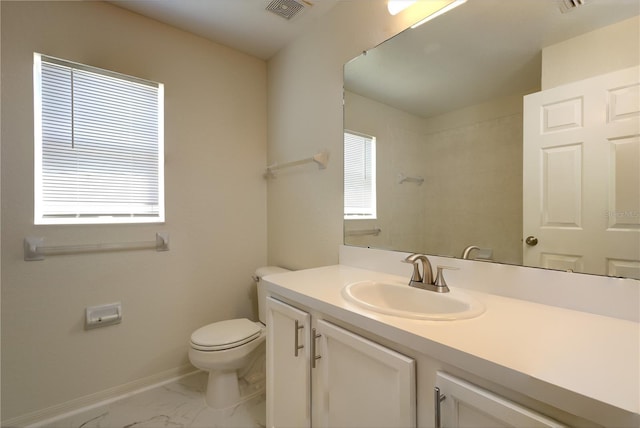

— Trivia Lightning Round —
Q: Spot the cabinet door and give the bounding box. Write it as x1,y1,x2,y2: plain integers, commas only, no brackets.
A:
313,319,416,428
435,372,565,428
266,297,311,428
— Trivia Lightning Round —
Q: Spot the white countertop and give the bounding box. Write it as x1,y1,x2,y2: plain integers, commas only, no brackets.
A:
264,265,640,425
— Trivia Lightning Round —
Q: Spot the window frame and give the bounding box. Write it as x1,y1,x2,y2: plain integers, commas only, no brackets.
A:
33,53,165,225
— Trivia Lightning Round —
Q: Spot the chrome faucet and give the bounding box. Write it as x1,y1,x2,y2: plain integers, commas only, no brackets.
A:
461,245,480,259
402,253,450,293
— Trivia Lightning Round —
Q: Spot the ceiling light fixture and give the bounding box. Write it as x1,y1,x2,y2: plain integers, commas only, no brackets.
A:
410,0,467,28
387,0,417,16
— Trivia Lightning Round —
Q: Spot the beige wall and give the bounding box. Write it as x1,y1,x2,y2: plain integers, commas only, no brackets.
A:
541,15,640,89
266,0,452,269
1,1,267,422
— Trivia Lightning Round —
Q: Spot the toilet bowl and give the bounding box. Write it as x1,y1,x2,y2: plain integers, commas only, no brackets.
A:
188,266,289,409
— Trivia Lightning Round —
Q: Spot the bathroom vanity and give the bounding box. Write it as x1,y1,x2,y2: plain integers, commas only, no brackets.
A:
267,295,416,427
264,250,639,428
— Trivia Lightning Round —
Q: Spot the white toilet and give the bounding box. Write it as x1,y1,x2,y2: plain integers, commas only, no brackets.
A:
188,266,289,409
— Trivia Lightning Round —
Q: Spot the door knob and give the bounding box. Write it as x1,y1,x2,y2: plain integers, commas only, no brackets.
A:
525,236,538,246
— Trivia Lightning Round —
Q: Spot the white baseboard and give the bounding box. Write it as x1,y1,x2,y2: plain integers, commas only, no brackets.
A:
2,365,197,428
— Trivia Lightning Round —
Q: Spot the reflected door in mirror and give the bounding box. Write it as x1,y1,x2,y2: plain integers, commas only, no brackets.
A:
523,66,640,279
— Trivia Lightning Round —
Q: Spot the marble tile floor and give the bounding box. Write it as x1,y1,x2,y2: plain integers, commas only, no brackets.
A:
33,371,266,428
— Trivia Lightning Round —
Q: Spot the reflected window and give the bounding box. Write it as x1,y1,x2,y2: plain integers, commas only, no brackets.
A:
344,131,376,219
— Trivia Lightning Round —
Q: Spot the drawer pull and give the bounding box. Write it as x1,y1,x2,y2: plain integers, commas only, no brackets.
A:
311,328,322,368
294,320,304,357
434,386,446,428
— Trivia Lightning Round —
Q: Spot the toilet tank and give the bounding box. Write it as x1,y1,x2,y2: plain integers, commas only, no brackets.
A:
255,266,290,324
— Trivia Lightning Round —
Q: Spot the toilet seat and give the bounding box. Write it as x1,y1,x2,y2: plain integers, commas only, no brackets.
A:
190,318,262,351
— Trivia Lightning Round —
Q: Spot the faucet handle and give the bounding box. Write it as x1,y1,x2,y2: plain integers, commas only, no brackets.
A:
433,266,459,290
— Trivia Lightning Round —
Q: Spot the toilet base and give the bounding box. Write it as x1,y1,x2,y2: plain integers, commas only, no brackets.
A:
188,322,266,409
205,370,240,409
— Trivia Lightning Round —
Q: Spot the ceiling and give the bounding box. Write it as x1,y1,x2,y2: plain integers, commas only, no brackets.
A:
109,0,339,60
109,0,638,118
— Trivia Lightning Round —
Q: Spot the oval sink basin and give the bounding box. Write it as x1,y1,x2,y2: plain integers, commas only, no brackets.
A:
342,280,485,321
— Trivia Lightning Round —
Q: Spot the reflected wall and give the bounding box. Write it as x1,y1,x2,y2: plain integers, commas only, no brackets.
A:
344,90,526,264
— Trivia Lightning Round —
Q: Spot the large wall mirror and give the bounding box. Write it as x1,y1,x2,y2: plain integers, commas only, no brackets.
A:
343,0,640,279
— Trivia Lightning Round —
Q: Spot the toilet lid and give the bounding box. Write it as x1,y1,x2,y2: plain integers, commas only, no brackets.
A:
190,318,262,351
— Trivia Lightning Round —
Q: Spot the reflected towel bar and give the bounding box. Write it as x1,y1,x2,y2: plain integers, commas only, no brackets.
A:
345,228,381,237
24,232,169,261
265,149,329,178
397,173,424,185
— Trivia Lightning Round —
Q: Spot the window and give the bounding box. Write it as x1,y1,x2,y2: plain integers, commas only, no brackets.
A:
344,131,376,219
33,53,164,224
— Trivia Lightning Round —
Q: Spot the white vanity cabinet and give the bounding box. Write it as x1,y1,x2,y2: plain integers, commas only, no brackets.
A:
313,318,416,427
264,265,638,428
266,296,312,428
435,372,565,428
266,296,416,428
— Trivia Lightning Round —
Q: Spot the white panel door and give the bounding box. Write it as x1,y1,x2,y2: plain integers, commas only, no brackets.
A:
523,66,640,278
266,297,311,428
313,319,416,428
436,372,565,428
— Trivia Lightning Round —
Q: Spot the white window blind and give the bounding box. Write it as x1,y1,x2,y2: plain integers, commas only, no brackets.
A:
344,131,376,219
34,53,164,224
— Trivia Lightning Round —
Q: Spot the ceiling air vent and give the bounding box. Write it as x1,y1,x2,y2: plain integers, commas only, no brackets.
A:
266,0,312,20
557,0,589,13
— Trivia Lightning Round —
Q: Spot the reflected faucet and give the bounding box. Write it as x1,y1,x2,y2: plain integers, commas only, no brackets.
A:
402,253,450,293
461,245,480,259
